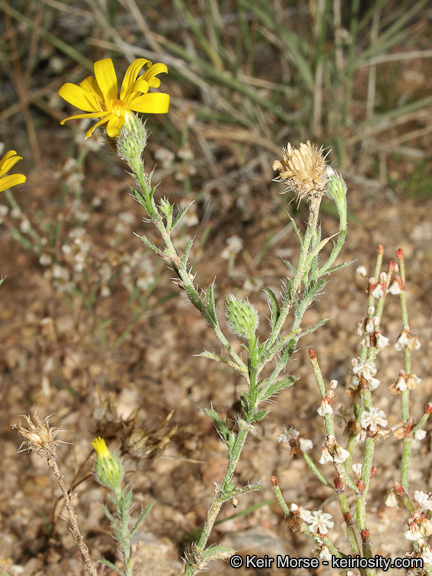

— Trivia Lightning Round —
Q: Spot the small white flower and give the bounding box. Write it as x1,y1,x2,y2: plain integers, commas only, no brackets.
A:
395,327,421,351
319,444,333,464
404,523,422,541
318,545,332,562
385,490,398,507
368,376,381,391
414,429,427,442
406,372,422,390
371,283,385,299
299,438,313,452
221,236,243,260
421,544,432,566
317,397,333,416
356,266,367,277
333,444,350,463
395,372,407,392
389,276,403,295
360,407,388,432
420,517,432,538
277,426,299,443
352,463,362,478
308,510,334,535
39,254,52,266
365,317,375,333
20,218,31,233
352,359,380,390
415,491,432,512
375,332,390,349
298,506,312,522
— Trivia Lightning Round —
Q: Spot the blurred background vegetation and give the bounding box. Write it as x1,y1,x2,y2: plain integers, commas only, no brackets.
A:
1,0,431,199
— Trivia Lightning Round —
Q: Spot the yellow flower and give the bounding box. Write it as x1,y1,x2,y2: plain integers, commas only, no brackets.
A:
0,150,26,193
92,437,124,490
92,436,111,459
59,58,170,139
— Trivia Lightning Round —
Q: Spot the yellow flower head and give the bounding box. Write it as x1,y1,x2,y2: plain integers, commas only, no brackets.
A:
92,436,111,459
92,437,124,490
59,58,170,139
0,150,26,193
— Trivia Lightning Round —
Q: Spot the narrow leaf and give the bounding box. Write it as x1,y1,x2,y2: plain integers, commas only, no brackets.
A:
258,376,296,402
263,287,280,329
251,410,269,422
205,284,218,327
319,260,351,276
171,202,193,232
180,237,195,273
139,234,164,257
200,351,248,375
202,546,236,562
130,503,154,537
100,558,124,576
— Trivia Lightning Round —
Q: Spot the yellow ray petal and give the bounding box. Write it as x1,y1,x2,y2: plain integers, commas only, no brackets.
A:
128,78,150,96
85,115,112,139
60,111,109,126
0,173,26,193
106,115,126,137
94,58,118,103
129,92,170,114
0,151,23,176
143,63,168,87
120,58,151,101
58,83,100,112
80,76,104,102
0,150,22,176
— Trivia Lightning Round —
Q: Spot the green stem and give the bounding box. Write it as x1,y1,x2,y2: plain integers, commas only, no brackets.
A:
263,196,322,358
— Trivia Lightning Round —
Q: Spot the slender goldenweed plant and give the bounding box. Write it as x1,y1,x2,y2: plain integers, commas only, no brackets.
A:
8,56,430,576
114,110,349,574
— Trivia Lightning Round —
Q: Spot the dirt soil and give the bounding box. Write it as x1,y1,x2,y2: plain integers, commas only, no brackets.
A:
1,139,432,576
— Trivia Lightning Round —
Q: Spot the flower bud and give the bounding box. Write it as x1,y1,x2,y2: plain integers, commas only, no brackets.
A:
117,111,148,164
326,170,347,229
225,295,259,340
92,437,124,491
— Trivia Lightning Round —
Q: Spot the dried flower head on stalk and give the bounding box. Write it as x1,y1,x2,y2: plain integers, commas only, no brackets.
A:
272,140,329,201
13,412,66,460
13,414,98,576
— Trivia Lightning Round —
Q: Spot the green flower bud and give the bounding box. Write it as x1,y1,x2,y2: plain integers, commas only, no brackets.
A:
116,111,148,164
92,437,124,491
225,295,259,340
326,168,347,230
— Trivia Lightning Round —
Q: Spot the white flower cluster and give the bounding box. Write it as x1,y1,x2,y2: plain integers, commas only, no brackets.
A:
395,326,421,352
290,504,334,536
351,358,380,391
360,407,388,433
277,426,313,452
319,436,350,464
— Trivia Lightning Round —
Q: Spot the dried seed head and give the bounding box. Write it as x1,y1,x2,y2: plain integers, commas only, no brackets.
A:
13,413,66,460
272,140,328,200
